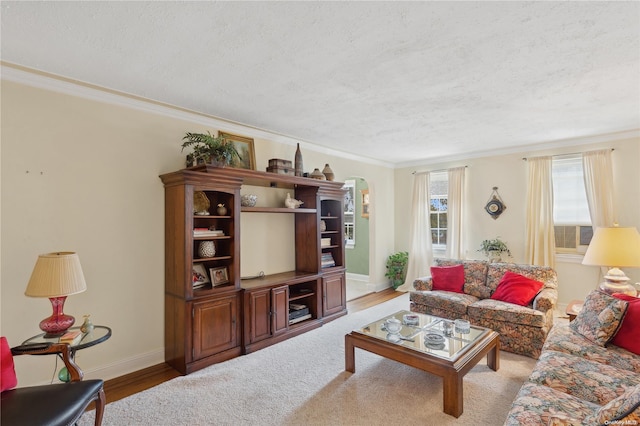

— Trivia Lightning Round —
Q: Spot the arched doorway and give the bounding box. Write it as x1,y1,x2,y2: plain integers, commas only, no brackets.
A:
344,177,373,300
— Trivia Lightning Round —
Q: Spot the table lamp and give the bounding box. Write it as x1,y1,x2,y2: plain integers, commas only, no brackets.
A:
582,225,640,296
25,252,87,337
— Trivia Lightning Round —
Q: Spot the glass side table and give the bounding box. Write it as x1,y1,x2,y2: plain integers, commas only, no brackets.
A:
22,325,111,381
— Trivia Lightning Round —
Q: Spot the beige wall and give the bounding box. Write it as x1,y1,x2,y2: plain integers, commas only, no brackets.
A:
1,76,395,385
394,136,640,306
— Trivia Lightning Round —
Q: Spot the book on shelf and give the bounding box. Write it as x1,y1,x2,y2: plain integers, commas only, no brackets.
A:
193,228,224,237
289,308,310,320
321,252,335,267
59,330,83,345
289,302,307,311
289,314,312,325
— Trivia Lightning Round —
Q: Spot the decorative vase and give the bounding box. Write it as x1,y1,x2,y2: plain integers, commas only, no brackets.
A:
198,241,216,258
309,168,325,180
217,205,228,215
320,220,327,232
322,164,334,181
294,143,303,177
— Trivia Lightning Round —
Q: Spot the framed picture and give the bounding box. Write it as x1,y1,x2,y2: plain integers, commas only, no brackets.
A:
192,264,210,288
219,132,256,170
361,189,369,218
210,266,229,286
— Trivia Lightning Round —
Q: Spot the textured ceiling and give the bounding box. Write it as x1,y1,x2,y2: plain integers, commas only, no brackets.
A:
1,1,639,165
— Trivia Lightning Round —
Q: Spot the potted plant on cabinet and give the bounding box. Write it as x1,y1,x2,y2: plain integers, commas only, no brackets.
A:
385,251,409,289
478,237,511,262
182,131,241,167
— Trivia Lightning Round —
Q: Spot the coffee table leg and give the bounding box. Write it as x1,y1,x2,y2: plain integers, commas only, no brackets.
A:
443,373,464,418
345,334,355,373
487,339,500,371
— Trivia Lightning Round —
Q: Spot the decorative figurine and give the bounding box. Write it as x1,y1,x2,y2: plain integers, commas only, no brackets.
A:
284,193,304,209
80,314,94,334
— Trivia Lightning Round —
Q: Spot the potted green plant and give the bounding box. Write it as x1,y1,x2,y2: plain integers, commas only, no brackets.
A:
181,131,241,166
478,237,511,262
385,251,409,289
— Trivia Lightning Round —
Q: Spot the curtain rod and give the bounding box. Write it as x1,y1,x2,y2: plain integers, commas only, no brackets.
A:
522,148,614,161
412,165,467,174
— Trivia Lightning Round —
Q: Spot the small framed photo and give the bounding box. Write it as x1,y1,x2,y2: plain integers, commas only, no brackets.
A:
361,189,370,218
219,131,256,170
210,266,229,286
192,264,210,288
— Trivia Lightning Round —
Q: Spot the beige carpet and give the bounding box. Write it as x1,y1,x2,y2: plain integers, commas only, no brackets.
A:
80,293,535,425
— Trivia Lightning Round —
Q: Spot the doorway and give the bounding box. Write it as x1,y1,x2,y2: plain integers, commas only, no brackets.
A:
344,177,373,301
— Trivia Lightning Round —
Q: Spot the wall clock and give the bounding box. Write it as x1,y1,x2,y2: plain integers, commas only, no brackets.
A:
485,187,506,219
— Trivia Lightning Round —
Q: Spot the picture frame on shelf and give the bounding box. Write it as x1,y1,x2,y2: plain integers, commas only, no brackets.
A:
192,264,210,288
210,266,230,286
219,131,256,170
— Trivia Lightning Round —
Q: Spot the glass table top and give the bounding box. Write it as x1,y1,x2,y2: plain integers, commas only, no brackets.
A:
23,325,112,351
352,310,488,361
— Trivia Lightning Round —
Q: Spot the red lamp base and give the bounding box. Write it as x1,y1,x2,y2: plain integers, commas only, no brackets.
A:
39,296,75,337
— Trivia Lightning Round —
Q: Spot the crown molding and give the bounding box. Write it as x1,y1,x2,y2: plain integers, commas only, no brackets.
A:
1,63,393,168
395,129,640,169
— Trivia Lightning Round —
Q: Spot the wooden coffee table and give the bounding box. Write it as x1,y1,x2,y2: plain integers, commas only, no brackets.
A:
345,310,499,418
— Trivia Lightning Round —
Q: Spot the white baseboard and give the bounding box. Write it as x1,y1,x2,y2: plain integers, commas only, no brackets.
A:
81,348,165,381
346,272,369,282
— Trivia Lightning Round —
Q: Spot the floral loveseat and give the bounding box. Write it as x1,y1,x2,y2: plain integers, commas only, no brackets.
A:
505,290,640,425
410,258,558,359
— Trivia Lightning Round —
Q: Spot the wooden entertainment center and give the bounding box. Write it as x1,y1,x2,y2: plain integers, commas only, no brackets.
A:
160,165,347,374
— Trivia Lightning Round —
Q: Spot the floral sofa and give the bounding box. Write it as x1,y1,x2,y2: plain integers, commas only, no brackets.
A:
505,290,640,425
410,258,558,359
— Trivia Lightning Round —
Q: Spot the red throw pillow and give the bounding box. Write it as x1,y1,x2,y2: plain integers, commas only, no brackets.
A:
1,337,18,392
491,271,544,306
611,294,640,355
431,264,465,293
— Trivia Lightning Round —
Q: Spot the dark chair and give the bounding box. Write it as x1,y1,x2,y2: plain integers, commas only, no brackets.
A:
1,337,105,426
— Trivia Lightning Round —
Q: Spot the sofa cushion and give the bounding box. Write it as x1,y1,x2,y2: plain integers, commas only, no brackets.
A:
434,259,490,299
611,294,640,355
409,291,478,316
504,381,598,426
430,265,465,293
595,384,640,425
468,299,547,327
486,263,557,294
1,337,17,392
529,350,640,405
543,325,640,374
570,290,628,347
490,271,543,306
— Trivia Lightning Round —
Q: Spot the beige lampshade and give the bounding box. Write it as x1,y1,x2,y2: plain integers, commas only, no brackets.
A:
582,226,640,268
25,252,87,297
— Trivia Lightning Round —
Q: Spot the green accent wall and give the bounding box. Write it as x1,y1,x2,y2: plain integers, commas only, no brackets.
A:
346,177,369,275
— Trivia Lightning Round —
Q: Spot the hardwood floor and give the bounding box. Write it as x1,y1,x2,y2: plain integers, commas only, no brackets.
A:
102,288,404,404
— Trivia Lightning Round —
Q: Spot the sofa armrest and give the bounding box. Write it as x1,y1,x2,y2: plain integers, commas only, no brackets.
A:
533,287,557,312
413,276,433,291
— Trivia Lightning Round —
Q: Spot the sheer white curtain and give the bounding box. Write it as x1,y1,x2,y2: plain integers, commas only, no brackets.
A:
446,167,466,259
583,149,616,228
526,156,556,267
397,172,432,292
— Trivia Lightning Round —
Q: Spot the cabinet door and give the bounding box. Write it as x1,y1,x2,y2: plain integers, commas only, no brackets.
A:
192,294,239,360
248,288,272,343
323,273,346,317
272,285,289,335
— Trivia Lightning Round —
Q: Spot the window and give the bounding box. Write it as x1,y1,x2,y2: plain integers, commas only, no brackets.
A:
552,155,592,253
430,172,448,249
